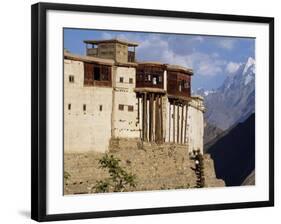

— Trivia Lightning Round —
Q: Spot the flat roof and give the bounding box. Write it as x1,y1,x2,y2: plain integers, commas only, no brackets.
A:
138,62,193,75
137,61,165,67
84,38,139,47
166,64,193,75
64,52,114,65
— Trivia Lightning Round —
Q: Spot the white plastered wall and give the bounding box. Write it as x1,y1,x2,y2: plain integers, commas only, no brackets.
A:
64,59,113,153
112,66,140,138
187,97,205,154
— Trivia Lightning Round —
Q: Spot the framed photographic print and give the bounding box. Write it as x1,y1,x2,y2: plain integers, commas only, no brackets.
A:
31,2,274,222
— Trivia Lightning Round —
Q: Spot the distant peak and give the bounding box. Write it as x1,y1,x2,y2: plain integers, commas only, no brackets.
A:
246,57,255,66
243,57,255,75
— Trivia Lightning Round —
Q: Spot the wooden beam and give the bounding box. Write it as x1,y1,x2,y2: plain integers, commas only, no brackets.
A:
169,102,171,142
149,93,154,142
160,96,163,143
155,95,160,143
177,103,180,143
137,97,140,123
142,94,145,141
184,104,188,144
181,104,184,144
143,93,147,141
173,100,175,143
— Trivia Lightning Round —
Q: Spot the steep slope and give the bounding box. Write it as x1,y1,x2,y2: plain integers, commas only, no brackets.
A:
206,113,255,186
197,57,255,131
242,170,255,185
203,122,223,152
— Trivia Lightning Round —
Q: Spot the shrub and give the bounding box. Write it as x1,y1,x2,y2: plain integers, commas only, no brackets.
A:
92,154,136,193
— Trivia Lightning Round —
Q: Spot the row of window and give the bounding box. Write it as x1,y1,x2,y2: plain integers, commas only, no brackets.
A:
137,73,163,84
118,104,134,112
119,77,134,84
178,80,190,92
67,104,103,111
69,75,134,84
67,104,134,112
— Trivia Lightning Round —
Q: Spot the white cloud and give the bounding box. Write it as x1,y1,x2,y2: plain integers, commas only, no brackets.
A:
225,62,241,74
99,33,229,77
216,39,236,50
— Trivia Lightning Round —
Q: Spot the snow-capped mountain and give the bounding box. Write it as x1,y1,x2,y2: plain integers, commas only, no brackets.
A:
196,57,255,130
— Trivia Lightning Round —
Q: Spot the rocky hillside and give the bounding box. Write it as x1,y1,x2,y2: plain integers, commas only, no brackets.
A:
207,114,255,186
64,141,225,195
242,170,255,185
203,122,223,151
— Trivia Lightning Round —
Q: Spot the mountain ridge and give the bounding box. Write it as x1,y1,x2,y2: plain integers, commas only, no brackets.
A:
196,57,255,131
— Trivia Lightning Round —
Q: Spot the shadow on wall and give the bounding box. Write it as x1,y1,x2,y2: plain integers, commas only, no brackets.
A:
207,114,255,186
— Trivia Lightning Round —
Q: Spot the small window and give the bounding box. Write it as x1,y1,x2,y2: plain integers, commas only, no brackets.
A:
147,75,151,81
184,81,189,89
83,104,86,111
152,77,157,85
68,104,71,110
128,105,134,112
119,77,124,83
179,84,182,92
129,78,133,84
99,105,103,111
93,66,101,80
159,76,162,83
69,75,74,83
119,104,124,111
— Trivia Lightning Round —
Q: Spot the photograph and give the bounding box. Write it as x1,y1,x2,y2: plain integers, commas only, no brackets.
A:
63,29,255,195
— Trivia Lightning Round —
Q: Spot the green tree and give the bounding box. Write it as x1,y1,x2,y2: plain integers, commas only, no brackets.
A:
93,154,136,193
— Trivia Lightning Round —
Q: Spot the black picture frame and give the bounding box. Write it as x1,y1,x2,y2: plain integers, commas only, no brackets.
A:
31,2,274,222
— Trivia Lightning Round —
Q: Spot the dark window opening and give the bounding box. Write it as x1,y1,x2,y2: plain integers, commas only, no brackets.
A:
119,104,124,111
83,104,86,111
128,105,134,112
68,104,71,110
101,67,109,81
129,78,133,84
93,66,100,80
120,77,124,83
69,75,74,83
99,105,103,111
184,80,189,89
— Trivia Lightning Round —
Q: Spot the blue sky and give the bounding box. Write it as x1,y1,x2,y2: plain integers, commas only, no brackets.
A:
64,28,255,90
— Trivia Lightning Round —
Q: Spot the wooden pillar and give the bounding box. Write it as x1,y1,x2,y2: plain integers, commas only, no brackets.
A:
143,93,147,141
137,96,141,139
142,94,144,141
181,104,184,144
149,93,154,142
173,100,175,143
155,94,159,143
160,96,163,143
169,102,171,142
184,104,188,144
137,97,140,123
177,103,180,143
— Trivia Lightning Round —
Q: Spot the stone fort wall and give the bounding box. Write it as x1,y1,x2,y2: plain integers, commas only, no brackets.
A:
64,143,225,194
